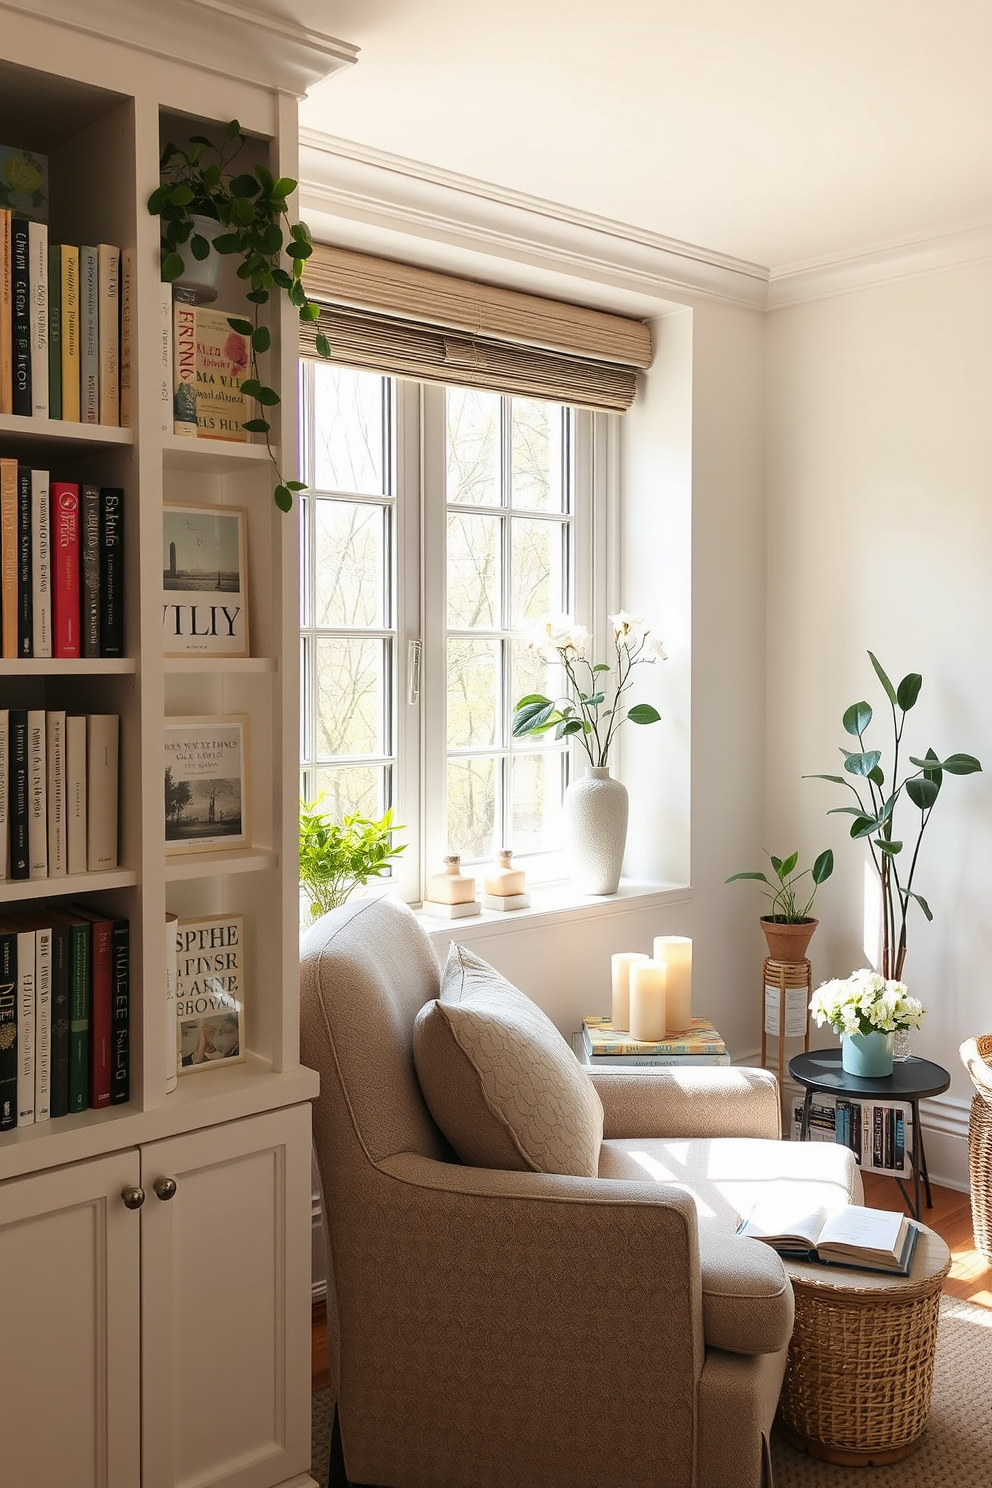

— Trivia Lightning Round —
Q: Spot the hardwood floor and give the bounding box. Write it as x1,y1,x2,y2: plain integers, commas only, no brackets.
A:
310,1176,992,1390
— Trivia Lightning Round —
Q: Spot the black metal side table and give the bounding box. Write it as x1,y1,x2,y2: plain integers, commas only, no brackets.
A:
789,1048,950,1222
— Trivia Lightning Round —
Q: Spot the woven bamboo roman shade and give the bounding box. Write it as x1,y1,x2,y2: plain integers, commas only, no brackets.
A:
299,244,652,411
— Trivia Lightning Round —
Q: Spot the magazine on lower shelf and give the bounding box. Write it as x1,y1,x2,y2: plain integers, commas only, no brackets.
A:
739,1200,919,1275
791,1092,913,1175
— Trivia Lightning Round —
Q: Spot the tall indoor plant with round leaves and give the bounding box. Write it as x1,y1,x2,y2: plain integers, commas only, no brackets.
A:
807,652,982,981
148,120,333,511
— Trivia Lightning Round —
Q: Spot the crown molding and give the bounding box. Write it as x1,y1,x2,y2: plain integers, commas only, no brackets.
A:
5,0,358,95
298,130,770,314
768,220,992,309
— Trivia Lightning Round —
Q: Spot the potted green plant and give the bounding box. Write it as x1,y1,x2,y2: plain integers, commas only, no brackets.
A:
726,848,834,962
148,120,332,511
806,652,982,980
299,798,406,921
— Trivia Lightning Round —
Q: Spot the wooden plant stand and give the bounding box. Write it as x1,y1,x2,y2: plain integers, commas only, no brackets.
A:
761,957,811,1077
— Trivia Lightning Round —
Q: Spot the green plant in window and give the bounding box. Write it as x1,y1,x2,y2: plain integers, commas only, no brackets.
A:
299,797,406,919
148,119,332,512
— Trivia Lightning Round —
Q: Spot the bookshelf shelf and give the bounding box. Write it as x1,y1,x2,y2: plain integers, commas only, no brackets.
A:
0,413,134,453
164,847,279,882
163,437,278,472
0,658,136,675
164,656,278,675
0,868,138,902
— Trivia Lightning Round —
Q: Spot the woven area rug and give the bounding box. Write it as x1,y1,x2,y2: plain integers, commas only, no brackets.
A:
312,1296,992,1486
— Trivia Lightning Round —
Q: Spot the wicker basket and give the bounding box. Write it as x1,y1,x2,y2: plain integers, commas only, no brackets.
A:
960,1033,992,1261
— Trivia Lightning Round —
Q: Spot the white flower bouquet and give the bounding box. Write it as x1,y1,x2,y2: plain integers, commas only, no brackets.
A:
809,969,926,1038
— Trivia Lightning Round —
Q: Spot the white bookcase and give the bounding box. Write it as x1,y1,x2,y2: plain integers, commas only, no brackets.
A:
0,6,356,1486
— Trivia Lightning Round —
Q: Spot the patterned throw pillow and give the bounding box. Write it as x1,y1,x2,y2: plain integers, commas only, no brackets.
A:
413,942,604,1177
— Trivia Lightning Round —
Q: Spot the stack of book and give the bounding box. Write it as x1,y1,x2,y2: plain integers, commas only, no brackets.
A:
0,144,129,426
0,709,119,882
579,1015,731,1067
0,462,124,657
0,901,130,1129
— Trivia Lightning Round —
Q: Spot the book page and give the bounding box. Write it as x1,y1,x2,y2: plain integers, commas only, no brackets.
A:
739,1200,828,1248
817,1205,904,1258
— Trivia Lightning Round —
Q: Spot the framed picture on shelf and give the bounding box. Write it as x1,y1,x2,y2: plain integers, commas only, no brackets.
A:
162,503,249,656
174,913,246,1075
164,715,250,853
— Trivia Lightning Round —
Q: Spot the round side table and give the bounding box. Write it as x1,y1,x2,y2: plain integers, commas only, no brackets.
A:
776,1223,950,1465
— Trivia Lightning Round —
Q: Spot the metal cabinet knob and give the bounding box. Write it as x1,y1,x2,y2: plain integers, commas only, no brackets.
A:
153,1176,178,1201
121,1185,145,1210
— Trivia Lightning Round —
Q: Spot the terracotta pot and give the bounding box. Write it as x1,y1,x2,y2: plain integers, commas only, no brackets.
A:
759,916,818,963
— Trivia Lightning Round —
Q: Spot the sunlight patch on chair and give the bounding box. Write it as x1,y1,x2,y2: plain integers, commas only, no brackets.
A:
625,1147,718,1217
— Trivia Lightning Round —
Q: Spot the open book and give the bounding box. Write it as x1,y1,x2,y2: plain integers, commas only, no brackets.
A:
739,1201,919,1275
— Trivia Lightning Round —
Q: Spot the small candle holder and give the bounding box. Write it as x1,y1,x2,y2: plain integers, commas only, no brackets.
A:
481,848,530,911
422,855,481,919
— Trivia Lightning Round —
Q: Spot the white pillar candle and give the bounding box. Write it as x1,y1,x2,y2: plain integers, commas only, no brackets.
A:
611,951,649,1030
654,936,693,1034
629,959,667,1042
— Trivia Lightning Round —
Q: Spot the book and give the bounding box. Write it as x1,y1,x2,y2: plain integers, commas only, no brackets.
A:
582,1014,728,1059
110,915,129,1104
172,285,198,436
47,240,61,419
33,920,51,1122
193,305,250,441
0,144,49,223
63,909,91,1113
16,464,32,657
97,243,119,426
165,910,178,1094
0,208,11,414
46,709,66,877
175,912,245,1073
59,244,80,423
79,244,99,423
70,904,113,1108
48,916,70,1118
11,925,35,1125
0,455,17,657
576,1043,732,1069
0,929,16,1128
26,707,47,878
791,1094,913,1175
50,479,80,656
159,279,173,434
65,714,87,875
11,216,30,415
99,486,124,657
86,714,119,872
31,468,51,658
0,709,7,879
740,1200,920,1276
80,482,101,657
8,708,29,879
119,248,132,428
28,219,48,419
162,502,248,656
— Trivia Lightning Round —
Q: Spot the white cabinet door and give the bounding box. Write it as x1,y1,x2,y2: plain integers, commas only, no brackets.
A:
140,1103,314,1488
0,1150,142,1488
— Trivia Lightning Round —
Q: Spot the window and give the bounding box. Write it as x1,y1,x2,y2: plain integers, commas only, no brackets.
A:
299,362,606,901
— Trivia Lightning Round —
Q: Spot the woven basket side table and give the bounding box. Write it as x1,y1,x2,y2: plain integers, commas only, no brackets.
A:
776,1224,950,1466
960,1033,992,1261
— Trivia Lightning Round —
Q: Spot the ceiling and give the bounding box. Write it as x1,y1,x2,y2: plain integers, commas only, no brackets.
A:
288,0,992,273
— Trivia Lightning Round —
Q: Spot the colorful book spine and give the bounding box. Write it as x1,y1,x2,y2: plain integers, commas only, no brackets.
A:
80,482,101,657
16,464,32,657
47,241,61,420
8,708,29,880
110,916,129,1104
78,909,113,1109
48,919,70,1118
0,455,18,658
99,487,124,657
0,209,11,415
14,927,35,1126
580,1048,732,1068
50,480,80,657
79,244,99,424
26,708,47,879
0,709,7,880
66,913,91,1113
173,285,198,436
97,243,120,426
119,248,132,429
11,217,31,416
59,244,80,423
34,922,51,1123
31,468,51,658
46,709,66,878
28,220,48,419
0,930,16,1129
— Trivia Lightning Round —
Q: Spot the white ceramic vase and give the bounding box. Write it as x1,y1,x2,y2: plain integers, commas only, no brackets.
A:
564,766,628,895
172,214,225,303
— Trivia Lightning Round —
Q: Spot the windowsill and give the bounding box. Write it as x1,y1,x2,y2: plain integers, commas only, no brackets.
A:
417,878,691,943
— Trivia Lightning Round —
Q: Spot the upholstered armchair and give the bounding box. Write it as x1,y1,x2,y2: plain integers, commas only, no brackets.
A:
302,896,861,1488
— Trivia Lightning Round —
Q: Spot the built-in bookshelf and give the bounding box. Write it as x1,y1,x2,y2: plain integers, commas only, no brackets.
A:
0,6,356,1485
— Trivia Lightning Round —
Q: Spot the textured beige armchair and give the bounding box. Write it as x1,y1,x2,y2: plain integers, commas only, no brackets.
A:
302,896,861,1488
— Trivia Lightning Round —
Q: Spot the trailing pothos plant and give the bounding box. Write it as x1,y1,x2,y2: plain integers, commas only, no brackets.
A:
148,120,331,511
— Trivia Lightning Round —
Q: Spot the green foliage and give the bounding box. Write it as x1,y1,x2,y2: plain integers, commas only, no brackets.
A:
299,798,406,920
726,848,834,922
806,651,982,979
149,122,331,512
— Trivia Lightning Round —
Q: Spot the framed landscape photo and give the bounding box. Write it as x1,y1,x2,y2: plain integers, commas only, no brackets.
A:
164,716,250,853
174,913,246,1075
162,503,249,657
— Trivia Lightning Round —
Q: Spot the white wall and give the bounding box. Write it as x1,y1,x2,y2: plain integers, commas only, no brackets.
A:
767,260,992,1183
